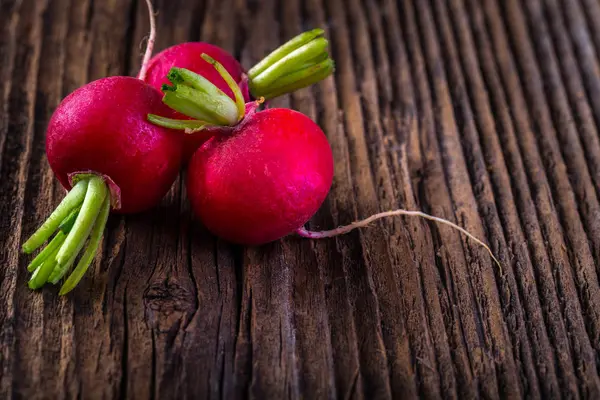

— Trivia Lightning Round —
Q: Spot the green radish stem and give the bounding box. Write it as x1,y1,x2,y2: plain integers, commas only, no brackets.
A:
248,29,325,78
258,59,334,101
59,195,111,295
48,251,78,285
29,245,61,290
22,179,88,254
161,78,238,125
22,174,113,293
163,67,240,124
249,37,328,91
200,54,246,119
247,29,334,99
147,115,209,133
55,177,107,266
27,231,66,272
26,206,81,272
148,55,246,131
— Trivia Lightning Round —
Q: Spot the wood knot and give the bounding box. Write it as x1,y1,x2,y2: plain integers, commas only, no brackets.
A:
143,281,197,332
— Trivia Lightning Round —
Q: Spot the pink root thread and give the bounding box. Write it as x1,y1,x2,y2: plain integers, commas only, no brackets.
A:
137,0,156,81
244,97,265,119
296,209,502,270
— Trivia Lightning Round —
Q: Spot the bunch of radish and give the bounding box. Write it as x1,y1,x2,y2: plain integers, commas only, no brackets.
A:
21,1,335,294
22,1,499,295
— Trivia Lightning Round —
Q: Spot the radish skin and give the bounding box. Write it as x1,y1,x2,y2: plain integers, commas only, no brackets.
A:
187,108,334,245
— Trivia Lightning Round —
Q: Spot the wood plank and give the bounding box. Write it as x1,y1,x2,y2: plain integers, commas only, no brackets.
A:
2,0,600,398
0,0,46,398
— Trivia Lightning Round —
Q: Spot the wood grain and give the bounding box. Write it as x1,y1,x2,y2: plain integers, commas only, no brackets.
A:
1,0,600,398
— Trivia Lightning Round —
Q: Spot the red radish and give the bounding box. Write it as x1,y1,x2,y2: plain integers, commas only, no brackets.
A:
187,107,334,244
144,29,334,161
150,56,501,267
22,0,182,295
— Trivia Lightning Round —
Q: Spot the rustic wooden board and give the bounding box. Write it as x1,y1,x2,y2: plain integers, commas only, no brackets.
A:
1,0,600,398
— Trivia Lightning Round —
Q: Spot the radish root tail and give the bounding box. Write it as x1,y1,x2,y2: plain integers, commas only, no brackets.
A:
137,0,156,81
296,209,502,270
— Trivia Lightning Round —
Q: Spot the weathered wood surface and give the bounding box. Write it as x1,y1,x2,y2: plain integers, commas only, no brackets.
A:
1,0,600,398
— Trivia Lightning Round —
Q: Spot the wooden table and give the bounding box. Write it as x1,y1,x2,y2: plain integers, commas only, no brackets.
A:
2,0,600,398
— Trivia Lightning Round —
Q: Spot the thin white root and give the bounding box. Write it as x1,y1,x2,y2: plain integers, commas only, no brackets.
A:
296,209,502,270
137,0,156,81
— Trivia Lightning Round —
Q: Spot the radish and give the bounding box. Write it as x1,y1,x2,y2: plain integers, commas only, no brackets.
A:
187,106,334,245
21,0,182,295
142,29,334,160
149,56,501,267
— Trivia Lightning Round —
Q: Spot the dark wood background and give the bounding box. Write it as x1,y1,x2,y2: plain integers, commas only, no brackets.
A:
2,0,600,398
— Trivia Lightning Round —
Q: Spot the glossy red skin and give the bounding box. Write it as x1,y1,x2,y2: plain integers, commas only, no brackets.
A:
186,108,334,245
46,76,183,214
143,42,250,161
